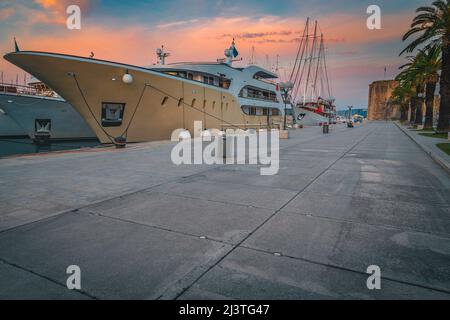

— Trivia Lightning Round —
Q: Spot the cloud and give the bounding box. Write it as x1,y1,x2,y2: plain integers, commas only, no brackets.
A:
33,0,93,24
219,30,295,39
157,19,200,29
0,4,417,107
0,7,15,20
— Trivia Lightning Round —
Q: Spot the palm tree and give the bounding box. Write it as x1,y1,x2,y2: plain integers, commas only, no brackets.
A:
416,46,441,129
397,56,426,126
391,82,415,121
401,0,450,132
398,46,442,129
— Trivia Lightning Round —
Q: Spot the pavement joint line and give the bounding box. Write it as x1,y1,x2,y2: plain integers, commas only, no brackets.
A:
0,165,221,235
78,209,237,246
171,126,379,300
3,123,435,299
305,190,450,208
0,124,360,236
278,209,450,239
0,258,98,300
394,122,450,175
237,246,450,295
297,189,450,206
149,191,276,211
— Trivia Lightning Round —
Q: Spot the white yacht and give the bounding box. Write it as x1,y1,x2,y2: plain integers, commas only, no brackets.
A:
4,40,288,144
0,79,96,141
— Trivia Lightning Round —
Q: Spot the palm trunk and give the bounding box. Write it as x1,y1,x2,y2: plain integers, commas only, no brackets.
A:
410,98,417,124
414,98,423,125
414,85,424,126
400,104,408,121
437,33,450,132
424,82,436,130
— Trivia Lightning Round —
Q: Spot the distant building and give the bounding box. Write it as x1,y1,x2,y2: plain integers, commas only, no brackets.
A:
337,109,368,118
368,80,401,120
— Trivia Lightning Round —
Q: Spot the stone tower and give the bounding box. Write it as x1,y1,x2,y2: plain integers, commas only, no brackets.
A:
368,80,400,120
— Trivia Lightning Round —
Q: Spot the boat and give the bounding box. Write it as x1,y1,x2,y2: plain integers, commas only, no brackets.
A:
4,40,287,144
295,99,336,126
0,80,96,141
0,99,26,137
287,19,337,126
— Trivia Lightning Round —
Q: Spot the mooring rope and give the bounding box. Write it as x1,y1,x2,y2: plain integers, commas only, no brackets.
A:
71,71,280,144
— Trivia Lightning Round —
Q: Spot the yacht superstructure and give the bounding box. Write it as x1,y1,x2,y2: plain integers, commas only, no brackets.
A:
4,41,287,144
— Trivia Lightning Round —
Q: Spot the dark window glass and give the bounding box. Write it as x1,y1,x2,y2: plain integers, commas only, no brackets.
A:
102,103,125,127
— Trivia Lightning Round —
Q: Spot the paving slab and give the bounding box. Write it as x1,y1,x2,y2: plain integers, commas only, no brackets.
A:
151,179,297,210
242,211,450,292
85,191,274,244
0,212,232,299
0,260,91,300
283,191,450,236
1,122,449,300
179,247,450,300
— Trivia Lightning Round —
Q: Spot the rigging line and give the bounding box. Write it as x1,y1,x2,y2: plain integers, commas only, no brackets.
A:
320,34,332,99
144,82,250,131
292,32,312,104
303,21,318,104
72,73,148,143
71,74,116,145
289,17,309,83
312,34,323,101
291,36,308,100
120,83,148,139
323,47,332,98
291,26,310,104
316,20,333,99
291,20,310,98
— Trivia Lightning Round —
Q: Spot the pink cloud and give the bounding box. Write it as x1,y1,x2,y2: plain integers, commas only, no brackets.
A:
0,10,414,107
33,0,92,24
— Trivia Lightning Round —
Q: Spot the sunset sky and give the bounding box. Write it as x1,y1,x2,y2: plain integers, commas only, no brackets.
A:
0,0,429,109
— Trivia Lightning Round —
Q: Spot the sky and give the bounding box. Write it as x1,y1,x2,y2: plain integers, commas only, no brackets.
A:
0,0,430,109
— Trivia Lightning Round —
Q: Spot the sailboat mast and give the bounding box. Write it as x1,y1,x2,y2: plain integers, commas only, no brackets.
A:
303,20,318,105
291,18,310,103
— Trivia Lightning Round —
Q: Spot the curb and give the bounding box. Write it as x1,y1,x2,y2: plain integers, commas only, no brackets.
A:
394,122,450,175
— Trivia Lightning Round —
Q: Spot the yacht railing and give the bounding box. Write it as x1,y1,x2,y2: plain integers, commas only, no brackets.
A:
0,83,58,98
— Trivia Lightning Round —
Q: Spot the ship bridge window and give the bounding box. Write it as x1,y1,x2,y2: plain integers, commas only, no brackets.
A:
203,76,214,85
241,105,281,116
161,70,231,89
239,86,278,102
219,78,231,89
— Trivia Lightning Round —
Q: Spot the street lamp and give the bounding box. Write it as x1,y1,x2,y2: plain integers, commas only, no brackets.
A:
279,81,294,130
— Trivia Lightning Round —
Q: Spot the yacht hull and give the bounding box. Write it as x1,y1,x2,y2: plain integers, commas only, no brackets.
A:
4,51,282,143
293,106,330,126
0,92,96,140
0,108,26,137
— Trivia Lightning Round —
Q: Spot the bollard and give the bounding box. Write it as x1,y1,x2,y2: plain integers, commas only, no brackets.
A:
222,134,227,159
33,132,51,146
323,123,329,134
114,136,127,149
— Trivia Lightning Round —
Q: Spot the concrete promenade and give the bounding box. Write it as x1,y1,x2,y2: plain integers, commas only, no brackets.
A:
0,122,449,299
